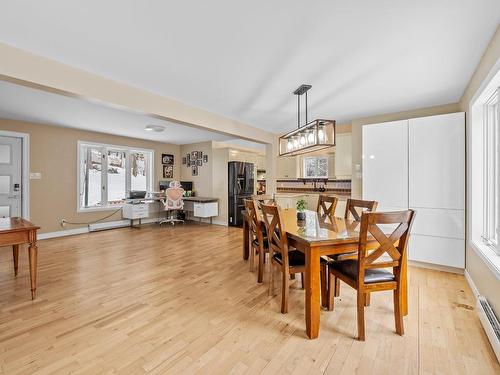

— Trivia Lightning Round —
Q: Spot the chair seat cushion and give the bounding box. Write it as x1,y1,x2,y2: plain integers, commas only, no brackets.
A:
330,259,395,284
252,237,269,249
273,251,327,267
327,251,357,261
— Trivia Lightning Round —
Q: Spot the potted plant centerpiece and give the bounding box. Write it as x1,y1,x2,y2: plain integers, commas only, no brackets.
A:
296,199,307,221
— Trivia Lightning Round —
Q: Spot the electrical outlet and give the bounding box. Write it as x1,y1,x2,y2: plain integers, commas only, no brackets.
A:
61,219,67,227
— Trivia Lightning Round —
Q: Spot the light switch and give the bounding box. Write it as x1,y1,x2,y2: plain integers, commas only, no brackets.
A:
30,172,42,180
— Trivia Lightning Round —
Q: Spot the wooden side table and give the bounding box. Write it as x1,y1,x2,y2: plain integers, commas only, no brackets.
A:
0,217,40,299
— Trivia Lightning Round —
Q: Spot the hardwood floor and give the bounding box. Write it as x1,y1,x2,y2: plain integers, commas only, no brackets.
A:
0,224,498,374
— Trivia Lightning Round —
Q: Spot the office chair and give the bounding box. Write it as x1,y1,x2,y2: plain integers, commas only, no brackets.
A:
160,181,185,226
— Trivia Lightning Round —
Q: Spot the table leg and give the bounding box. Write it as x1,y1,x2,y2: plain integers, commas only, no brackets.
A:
28,242,38,300
242,219,249,260
12,244,19,276
305,246,320,339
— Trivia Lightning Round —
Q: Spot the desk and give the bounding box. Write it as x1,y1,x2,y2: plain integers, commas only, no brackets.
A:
242,208,408,339
0,217,40,299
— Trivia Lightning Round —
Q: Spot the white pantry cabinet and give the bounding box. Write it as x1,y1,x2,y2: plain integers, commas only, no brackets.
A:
362,120,408,212
362,112,465,269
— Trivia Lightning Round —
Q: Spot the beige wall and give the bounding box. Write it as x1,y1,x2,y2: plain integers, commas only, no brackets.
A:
459,26,500,315
212,148,229,225
180,141,214,197
350,102,461,199
0,118,180,233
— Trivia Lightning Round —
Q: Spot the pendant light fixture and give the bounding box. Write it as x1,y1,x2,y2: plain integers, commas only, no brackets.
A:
279,84,336,156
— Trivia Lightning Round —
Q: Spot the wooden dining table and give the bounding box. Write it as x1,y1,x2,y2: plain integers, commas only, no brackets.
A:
242,208,408,339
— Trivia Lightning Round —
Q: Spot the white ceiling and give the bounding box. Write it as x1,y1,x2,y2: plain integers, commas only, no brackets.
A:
0,80,236,144
0,1,499,134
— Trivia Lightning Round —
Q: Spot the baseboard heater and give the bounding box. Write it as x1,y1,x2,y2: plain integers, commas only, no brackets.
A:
88,220,131,232
477,295,500,362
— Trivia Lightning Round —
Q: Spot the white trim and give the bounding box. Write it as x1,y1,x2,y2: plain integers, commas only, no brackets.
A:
39,227,89,240
76,140,155,212
467,56,500,278
464,269,480,298
0,130,30,219
469,240,500,280
408,260,464,275
39,218,160,239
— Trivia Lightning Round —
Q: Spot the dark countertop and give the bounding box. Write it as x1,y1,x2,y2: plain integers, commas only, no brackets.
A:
183,197,219,202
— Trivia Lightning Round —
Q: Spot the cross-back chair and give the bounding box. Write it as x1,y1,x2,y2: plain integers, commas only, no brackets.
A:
344,199,378,221
316,195,339,217
244,199,268,283
328,209,416,341
328,198,379,304
261,203,328,314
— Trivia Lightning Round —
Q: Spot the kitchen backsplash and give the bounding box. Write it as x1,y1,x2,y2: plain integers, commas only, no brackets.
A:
276,179,351,196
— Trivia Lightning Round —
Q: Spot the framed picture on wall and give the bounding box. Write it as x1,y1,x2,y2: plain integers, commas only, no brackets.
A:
182,157,186,165
191,151,198,160
191,165,198,176
196,159,202,167
163,164,173,178
189,160,196,167
203,155,208,163
162,154,174,165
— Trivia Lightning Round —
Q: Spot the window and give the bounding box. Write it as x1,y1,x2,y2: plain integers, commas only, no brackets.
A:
78,142,153,210
482,88,499,254
303,156,328,178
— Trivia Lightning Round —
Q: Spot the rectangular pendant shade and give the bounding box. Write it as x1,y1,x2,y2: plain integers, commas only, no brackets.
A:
279,119,336,156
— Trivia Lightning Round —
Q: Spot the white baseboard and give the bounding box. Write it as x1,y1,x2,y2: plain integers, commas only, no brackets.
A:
39,227,89,240
464,269,480,298
408,260,464,274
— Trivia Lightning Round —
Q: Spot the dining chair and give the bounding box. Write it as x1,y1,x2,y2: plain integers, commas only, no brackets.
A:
244,199,268,283
329,198,379,303
317,195,339,217
327,209,416,341
261,204,328,314
251,194,275,209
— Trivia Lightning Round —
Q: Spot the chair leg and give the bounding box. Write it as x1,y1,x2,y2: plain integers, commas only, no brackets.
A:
257,249,264,283
269,263,275,296
334,277,340,297
301,272,305,289
357,290,366,341
249,245,255,272
327,272,334,311
320,265,327,307
394,287,404,336
281,271,289,314
364,292,371,306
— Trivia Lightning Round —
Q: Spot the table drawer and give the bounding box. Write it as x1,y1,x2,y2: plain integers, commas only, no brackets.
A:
0,231,30,246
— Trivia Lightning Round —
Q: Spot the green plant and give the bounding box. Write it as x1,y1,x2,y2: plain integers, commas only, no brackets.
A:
296,199,307,212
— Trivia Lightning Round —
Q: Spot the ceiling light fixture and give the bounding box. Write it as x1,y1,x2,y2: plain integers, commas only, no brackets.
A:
144,124,165,132
279,84,336,156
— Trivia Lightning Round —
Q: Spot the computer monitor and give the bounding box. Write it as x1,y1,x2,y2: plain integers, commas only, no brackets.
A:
180,181,193,192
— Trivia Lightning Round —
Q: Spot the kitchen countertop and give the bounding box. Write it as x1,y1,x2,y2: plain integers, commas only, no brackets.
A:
183,197,219,202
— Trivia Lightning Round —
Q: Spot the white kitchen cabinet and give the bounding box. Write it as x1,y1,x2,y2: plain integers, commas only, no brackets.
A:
362,113,465,269
409,113,465,210
334,133,352,178
277,156,298,178
362,120,408,211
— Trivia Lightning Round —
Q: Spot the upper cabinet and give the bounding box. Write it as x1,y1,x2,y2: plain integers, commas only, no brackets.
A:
334,133,352,179
362,120,408,210
277,156,298,178
408,112,465,210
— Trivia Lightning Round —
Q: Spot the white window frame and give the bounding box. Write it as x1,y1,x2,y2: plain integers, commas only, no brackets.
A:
482,89,499,254
469,57,500,279
77,141,154,212
303,156,328,178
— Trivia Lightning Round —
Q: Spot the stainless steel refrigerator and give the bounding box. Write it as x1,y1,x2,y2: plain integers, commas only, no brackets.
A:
228,161,254,226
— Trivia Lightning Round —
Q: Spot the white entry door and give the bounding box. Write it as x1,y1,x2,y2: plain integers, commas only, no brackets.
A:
0,136,22,217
